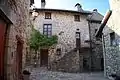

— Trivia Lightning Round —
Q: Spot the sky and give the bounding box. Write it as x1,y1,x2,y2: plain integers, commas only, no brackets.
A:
34,0,110,15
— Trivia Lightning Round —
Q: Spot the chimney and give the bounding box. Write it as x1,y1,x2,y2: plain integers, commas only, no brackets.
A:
41,0,46,8
93,9,98,12
75,3,83,11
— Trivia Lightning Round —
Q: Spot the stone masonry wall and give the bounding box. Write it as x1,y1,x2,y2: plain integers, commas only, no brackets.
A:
3,0,31,80
89,22,103,71
33,11,90,63
49,49,80,73
103,0,120,77
31,11,91,72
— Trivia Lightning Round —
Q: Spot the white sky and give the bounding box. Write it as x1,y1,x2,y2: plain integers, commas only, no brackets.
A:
34,0,80,10
34,0,110,15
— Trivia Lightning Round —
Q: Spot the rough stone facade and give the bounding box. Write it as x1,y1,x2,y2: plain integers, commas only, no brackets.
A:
33,11,90,49
31,8,103,72
87,11,104,71
102,0,120,77
0,0,31,80
89,22,103,71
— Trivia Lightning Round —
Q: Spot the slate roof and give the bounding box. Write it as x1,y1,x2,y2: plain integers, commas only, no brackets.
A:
87,11,104,22
33,8,92,14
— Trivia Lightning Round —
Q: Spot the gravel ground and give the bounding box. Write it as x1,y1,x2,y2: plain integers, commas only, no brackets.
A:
26,67,109,80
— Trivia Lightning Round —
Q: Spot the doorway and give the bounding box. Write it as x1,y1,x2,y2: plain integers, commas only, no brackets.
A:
16,36,23,80
83,58,90,72
40,49,48,67
101,58,104,71
0,18,7,79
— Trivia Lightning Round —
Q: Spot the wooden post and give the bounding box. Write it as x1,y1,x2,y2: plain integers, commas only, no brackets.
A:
76,30,81,72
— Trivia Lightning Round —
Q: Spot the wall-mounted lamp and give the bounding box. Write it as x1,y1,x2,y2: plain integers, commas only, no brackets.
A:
58,31,64,35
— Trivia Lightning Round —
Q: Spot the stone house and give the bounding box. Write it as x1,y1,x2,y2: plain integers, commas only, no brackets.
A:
31,1,104,73
96,0,120,77
87,9,104,71
0,0,33,80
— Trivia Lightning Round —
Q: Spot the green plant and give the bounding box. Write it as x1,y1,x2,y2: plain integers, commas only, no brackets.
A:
29,27,58,50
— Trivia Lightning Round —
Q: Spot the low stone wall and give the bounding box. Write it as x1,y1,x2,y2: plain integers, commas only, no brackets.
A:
48,49,80,73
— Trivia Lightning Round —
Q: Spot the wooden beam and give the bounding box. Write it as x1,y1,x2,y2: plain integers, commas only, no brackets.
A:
96,10,112,37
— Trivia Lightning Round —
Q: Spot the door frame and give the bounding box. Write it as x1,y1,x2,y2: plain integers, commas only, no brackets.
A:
0,9,12,80
16,35,24,80
40,49,48,67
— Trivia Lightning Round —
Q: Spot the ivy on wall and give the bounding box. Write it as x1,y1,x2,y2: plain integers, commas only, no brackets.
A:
29,27,58,51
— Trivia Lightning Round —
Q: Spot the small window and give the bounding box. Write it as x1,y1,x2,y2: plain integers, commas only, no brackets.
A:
110,32,116,46
74,15,80,21
95,29,98,33
45,12,51,19
43,24,52,37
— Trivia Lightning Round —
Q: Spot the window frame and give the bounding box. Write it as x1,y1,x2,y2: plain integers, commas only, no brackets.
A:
45,12,51,19
110,32,116,46
95,29,98,33
43,24,52,37
74,15,80,22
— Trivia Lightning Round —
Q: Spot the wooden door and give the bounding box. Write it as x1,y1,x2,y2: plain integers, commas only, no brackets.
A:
16,40,23,80
0,19,6,79
40,49,48,67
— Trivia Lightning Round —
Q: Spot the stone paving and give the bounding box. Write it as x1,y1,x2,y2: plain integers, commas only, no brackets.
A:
28,67,109,80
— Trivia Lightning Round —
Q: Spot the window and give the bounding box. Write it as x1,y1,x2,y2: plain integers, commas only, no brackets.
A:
45,12,51,19
43,24,52,37
110,32,116,46
95,29,98,33
74,15,80,21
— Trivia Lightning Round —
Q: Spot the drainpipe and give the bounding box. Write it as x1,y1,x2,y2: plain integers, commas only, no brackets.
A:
102,34,107,77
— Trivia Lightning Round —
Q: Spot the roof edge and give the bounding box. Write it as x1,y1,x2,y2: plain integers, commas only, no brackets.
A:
33,8,92,14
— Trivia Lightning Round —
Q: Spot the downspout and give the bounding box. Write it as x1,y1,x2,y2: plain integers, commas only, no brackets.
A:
102,34,107,77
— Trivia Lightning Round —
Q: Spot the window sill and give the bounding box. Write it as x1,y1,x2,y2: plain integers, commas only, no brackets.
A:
45,18,51,19
74,20,80,22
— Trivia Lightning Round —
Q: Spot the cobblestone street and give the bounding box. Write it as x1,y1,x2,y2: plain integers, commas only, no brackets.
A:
28,67,109,80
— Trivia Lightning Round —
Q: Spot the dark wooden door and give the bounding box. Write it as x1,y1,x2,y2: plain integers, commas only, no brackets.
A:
0,19,6,79
101,58,104,71
16,40,23,80
40,49,48,67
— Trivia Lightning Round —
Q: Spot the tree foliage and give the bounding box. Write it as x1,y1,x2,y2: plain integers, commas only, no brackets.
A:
29,28,58,50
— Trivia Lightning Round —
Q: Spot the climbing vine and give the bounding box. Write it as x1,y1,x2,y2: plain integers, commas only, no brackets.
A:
29,27,58,51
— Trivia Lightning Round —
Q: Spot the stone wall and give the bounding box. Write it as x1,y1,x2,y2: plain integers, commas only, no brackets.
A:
33,11,90,50
89,22,103,71
102,0,120,76
0,0,31,80
49,49,80,73
31,9,104,72
33,11,90,62
31,11,91,72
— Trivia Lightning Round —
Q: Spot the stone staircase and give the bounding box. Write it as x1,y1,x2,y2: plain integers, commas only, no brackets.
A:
48,48,80,73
